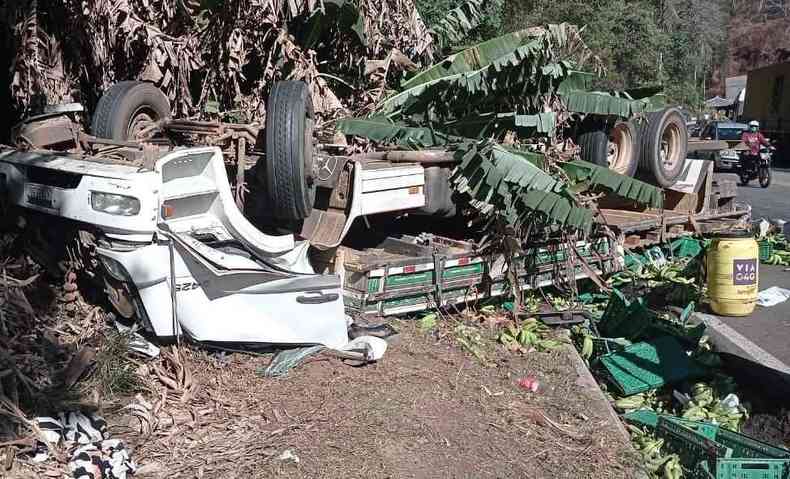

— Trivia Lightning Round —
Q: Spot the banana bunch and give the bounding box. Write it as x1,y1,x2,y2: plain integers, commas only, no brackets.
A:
613,391,667,413
764,251,790,265
655,264,695,285
499,318,563,352
663,455,683,479
680,382,747,430
615,394,649,412
570,326,595,360
581,334,594,360
628,425,684,478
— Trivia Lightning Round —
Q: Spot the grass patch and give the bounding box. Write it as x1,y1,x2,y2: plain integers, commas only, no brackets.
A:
88,331,141,398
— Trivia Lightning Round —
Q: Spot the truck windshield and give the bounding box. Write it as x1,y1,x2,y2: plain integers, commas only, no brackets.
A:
718,127,745,141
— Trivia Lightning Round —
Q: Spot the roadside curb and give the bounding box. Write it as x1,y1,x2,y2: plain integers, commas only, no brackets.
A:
692,313,790,388
564,343,630,442
563,343,650,478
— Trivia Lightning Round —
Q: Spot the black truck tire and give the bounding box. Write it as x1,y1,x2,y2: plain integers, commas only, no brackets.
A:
578,120,608,168
637,108,688,187
257,81,315,220
578,118,639,177
91,81,170,140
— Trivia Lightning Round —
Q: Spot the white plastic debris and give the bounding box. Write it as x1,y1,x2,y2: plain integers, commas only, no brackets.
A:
756,286,790,307
719,393,741,414
338,336,388,361
278,449,300,464
758,219,772,239
646,247,667,267
114,321,160,358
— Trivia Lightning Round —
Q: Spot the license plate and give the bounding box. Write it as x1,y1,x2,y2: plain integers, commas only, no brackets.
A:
25,184,56,210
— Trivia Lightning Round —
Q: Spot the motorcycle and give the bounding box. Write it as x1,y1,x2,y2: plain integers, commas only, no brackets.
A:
739,145,775,188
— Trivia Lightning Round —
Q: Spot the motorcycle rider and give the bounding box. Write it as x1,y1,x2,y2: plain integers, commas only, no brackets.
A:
740,120,770,173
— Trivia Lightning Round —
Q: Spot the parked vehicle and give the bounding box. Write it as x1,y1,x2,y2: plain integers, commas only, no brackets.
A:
738,145,774,188
698,121,749,171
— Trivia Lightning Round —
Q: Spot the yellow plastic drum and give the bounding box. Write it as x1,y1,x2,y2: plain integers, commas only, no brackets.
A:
706,231,759,316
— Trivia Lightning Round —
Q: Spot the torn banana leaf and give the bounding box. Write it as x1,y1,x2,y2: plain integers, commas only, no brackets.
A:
562,160,663,208
443,112,557,138
403,27,548,90
336,117,457,147
451,141,594,233
429,0,487,51
383,24,587,117
560,90,662,116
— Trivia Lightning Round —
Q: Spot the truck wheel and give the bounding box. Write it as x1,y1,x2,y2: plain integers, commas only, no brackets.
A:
91,81,170,140
258,81,315,220
637,108,688,187
578,120,608,168
607,121,639,176
579,119,639,176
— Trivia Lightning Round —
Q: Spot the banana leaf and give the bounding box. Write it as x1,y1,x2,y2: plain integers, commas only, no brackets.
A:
562,160,663,208
336,117,457,147
438,111,557,138
451,141,594,233
561,90,661,116
384,25,588,117
429,0,487,51
378,39,565,117
403,28,545,90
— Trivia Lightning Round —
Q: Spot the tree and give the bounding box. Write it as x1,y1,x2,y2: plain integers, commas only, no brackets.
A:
501,0,732,107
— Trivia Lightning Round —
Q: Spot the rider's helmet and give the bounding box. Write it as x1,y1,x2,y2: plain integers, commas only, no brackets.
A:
749,120,760,132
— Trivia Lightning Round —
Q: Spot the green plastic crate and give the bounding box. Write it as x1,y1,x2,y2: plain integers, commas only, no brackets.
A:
598,336,706,396
759,241,774,262
624,413,790,479
710,458,790,479
658,416,734,478
598,289,652,339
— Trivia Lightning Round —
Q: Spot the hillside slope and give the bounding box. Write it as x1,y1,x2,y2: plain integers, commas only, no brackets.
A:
727,2,790,76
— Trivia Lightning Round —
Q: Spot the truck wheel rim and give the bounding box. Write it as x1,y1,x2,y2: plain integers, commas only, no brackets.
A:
660,123,683,171
127,107,157,140
608,123,633,174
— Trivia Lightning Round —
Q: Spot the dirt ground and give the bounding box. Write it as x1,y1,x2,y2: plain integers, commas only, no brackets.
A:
110,321,639,479
0,260,640,478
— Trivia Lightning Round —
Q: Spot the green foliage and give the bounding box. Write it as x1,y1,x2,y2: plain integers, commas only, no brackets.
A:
419,312,438,331
416,0,506,50
339,23,669,234
502,0,731,107
561,160,663,208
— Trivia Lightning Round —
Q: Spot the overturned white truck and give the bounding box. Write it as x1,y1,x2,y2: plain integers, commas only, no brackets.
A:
0,81,747,347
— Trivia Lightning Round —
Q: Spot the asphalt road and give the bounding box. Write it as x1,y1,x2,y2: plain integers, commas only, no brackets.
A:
732,168,790,221
711,171,790,373
717,265,790,370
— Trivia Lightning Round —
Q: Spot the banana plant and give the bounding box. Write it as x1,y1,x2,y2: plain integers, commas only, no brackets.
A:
338,24,667,234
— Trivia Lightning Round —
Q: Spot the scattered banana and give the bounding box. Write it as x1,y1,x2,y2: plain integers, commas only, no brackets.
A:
663,455,683,479
614,394,647,412
581,335,594,360
498,318,563,352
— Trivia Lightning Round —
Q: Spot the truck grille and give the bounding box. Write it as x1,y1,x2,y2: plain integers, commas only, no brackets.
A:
27,166,82,189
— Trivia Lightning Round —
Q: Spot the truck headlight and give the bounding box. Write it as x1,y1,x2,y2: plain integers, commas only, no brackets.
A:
91,192,140,216
99,255,131,282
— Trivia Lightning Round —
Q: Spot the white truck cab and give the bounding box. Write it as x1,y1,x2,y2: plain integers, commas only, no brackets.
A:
0,132,433,349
